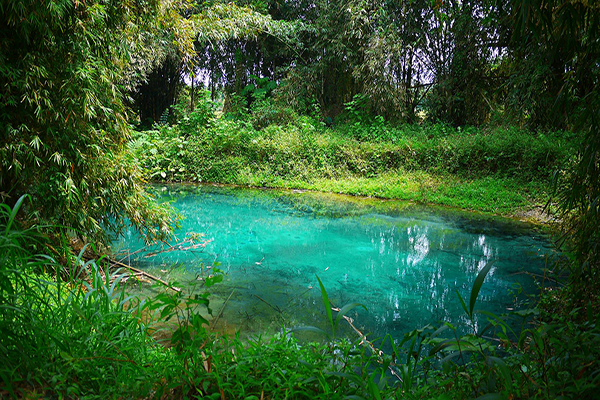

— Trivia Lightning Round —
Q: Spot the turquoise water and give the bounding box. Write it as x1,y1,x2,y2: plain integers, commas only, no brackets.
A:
111,184,552,340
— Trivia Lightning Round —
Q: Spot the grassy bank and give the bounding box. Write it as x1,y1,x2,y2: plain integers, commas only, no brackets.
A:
131,117,577,218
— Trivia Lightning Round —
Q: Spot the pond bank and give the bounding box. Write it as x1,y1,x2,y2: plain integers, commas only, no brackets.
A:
152,178,557,226
131,122,571,226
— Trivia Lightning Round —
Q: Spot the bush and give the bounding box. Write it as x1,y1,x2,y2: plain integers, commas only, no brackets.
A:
133,117,576,187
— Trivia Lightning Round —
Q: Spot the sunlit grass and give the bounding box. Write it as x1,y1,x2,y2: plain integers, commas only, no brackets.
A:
132,120,571,220
235,167,545,216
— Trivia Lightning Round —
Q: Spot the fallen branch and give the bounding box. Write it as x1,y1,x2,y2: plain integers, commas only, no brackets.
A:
84,254,181,292
331,305,403,382
210,289,236,330
111,259,181,292
116,237,212,263
254,294,282,313
144,237,212,258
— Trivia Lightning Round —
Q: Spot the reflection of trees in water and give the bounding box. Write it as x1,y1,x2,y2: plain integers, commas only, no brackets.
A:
369,221,517,335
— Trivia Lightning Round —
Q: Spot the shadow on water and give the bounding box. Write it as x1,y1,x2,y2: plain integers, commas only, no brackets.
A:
111,183,556,343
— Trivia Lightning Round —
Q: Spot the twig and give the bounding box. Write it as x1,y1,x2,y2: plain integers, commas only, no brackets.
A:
331,305,403,382
210,289,236,330
253,294,282,313
509,271,563,284
116,237,212,262
144,239,212,257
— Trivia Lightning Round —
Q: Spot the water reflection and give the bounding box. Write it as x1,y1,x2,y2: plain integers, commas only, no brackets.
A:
111,184,552,339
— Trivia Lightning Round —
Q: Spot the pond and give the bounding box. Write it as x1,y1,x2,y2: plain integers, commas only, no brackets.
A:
111,184,553,341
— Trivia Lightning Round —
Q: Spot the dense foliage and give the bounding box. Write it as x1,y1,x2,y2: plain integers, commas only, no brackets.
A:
0,0,292,243
514,0,600,308
1,0,600,398
0,0,182,243
131,103,576,214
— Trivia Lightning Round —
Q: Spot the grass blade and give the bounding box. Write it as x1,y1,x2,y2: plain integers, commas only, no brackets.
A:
456,288,469,317
316,275,333,332
4,195,28,234
470,262,494,317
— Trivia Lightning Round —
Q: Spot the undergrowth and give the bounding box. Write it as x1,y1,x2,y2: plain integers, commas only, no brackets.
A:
130,109,576,216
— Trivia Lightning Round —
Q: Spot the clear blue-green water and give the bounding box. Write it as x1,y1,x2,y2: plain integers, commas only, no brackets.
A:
111,184,552,340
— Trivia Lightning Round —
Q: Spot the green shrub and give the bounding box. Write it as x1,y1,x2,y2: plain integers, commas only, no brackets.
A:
175,90,218,136
130,117,578,215
204,122,564,182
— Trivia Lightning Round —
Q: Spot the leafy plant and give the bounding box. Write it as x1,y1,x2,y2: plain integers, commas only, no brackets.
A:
0,197,158,397
292,275,366,341
0,0,196,245
173,89,218,136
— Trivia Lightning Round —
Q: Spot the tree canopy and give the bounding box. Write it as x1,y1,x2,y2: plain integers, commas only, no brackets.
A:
0,0,292,243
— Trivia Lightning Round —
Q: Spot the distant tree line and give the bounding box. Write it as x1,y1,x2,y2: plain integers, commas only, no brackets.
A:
133,0,598,131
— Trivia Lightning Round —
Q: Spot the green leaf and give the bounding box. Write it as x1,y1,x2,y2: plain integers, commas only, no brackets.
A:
470,262,494,317
4,195,28,234
456,288,469,317
204,273,223,287
440,350,468,364
316,275,333,332
429,338,457,356
486,356,512,387
432,324,450,338
367,374,382,400
0,370,16,399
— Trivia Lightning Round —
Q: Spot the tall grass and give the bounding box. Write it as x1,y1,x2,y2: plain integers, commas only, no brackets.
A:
0,196,156,398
